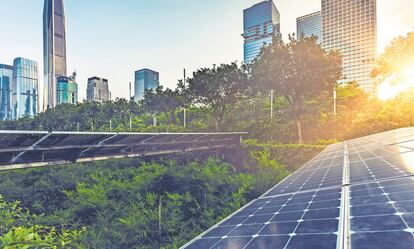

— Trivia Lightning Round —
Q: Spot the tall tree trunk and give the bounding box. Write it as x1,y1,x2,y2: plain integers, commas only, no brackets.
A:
215,119,220,132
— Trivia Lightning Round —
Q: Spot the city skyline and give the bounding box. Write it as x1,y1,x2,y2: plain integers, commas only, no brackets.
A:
1,0,414,104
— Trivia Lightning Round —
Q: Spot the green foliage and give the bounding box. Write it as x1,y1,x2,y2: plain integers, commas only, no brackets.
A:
249,149,289,194
0,157,288,248
143,87,183,132
251,34,342,142
186,62,248,131
242,139,324,172
0,195,84,249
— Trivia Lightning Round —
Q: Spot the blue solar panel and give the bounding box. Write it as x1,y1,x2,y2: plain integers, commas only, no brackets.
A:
183,128,414,249
350,177,414,249
185,187,341,249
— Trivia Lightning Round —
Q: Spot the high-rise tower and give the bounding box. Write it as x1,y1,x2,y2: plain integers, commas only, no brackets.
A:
87,77,110,102
134,69,160,102
243,1,281,64
297,11,322,43
12,58,39,120
43,0,67,110
322,0,377,93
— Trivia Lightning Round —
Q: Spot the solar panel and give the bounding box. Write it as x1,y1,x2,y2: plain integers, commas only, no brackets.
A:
0,130,247,170
350,178,414,249
182,128,414,249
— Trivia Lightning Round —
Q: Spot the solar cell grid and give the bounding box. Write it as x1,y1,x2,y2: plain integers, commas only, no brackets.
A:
264,149,343,197
185,187,341,249
350,177,414,249
349,143,414,184
183,128,414,249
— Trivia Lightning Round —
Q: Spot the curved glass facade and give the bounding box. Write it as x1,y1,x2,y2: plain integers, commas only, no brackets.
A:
12,58,39,120
0,64,13,120
243,1,280,64
57,76,78,105
43,0,67,110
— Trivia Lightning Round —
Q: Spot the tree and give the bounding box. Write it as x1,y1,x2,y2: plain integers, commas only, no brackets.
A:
251,35,342,143
111,98,141,130
186,62,247,132
79,101,103,131
143,87,182,132
372,31,414,81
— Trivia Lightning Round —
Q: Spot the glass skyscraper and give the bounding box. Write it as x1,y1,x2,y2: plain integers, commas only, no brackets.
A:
87,77,110,102
322,0,377,93
0,64,13,120
57,73,78,105
43,0,67,110
134,69,160,101
297,11,322,42
243,0,281,64
12,58,39,120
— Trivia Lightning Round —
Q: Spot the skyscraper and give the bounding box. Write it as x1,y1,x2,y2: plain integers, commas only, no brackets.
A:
322,0,377,93
43,0,67,110
134,69,160,101
87,77,110,102
0,64,13,120
243,0,281,64
57,72,78,105
297,11,322,42
12,58,39,120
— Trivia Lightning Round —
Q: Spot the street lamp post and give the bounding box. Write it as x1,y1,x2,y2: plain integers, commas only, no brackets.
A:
333,87,337,117
183,108,186,129
153,114,157,127
270,90,274,120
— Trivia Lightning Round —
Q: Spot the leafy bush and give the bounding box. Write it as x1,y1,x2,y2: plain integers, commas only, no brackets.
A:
0,195,84,249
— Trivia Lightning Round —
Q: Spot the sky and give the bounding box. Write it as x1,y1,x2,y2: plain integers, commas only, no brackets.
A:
1,0,414,105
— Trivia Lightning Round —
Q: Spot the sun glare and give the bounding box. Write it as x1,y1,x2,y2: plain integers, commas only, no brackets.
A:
377,67,414,101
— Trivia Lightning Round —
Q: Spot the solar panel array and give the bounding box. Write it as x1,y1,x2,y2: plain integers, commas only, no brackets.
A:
182,128,414,249
0,130,246,170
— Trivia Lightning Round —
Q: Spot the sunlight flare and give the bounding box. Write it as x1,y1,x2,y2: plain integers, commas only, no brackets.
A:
377,67,414,101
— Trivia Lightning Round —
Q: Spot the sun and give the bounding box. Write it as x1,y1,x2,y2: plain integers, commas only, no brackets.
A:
377,67,414,101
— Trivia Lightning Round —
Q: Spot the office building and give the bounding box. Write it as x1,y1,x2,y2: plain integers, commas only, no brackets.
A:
12,58,39,120
297,11,322,42
43,0,67,110
243,0,281,64
134,69,160,101
87,76,110,102
322,0,377,93
57,72,78,105
0,64,13,120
